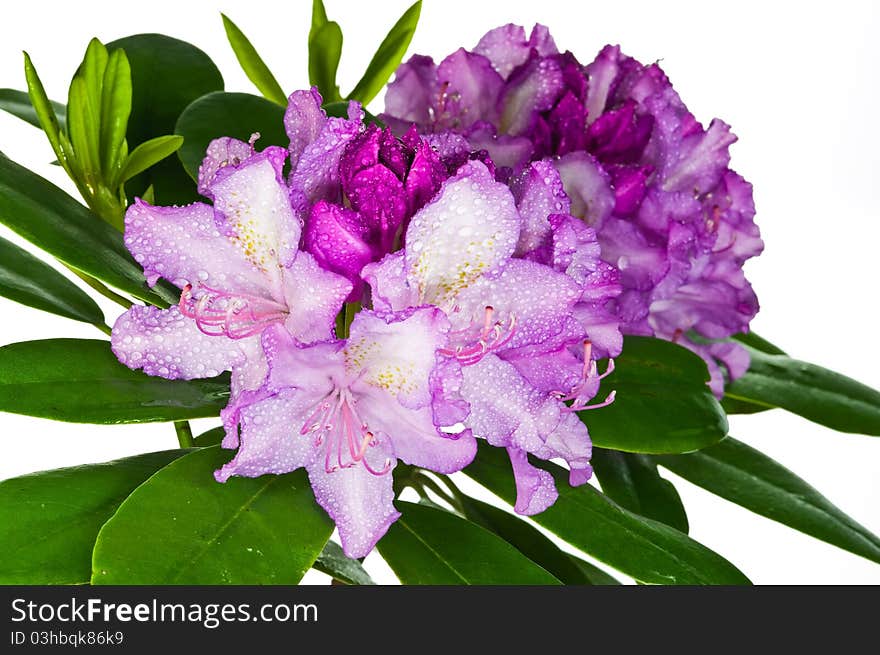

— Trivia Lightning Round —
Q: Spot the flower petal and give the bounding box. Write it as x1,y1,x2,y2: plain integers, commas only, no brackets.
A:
553,152,615,229
198,136,256,197
404,160,521,306
435,49,505,129
361,251,419,313
281,250,353,343
284,87,326,169
507,446,558,515
111,305,249,380
303,201,375,300
306,457,400,558
510,160,571,254
383,54,438,127
473,24,532,79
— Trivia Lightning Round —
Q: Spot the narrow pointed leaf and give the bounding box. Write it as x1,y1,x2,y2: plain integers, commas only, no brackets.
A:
467,444,750,585
66,76,100,178
566,554,623,585
310,0,329,35
377,501,561,584
107,34,223,205
193,426,225,447
583,336,728,454
117,135,183,185
99,48,132,176
221,14,287,106
0,449,189,584
725,345,880,436
78,38,109,114
0,339,229,423
175,92,287,179
0,234,104,325
92,446,333,584
308,21,343,102
733,331,786,356
0,88,66,131
347,1,421,105
24,53,67,165
591,448,689,533
0,154,176,306
654,437,880,565
460,495,596,584
314,541,375,585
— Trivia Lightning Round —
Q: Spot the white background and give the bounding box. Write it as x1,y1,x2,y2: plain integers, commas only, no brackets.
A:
0,0,878,584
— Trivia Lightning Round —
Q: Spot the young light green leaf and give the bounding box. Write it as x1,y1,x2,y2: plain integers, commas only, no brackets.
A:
66,76,100,179
0,88,66,131
221,14,287,106
466,444,751,585
92,447,333,584
377,501,561,584
99,48,132,176
310,0,329,36
347,0,421,105
0,339,229,424
725,345,880,436
79,38,109,114
0,153,176,306
23,53,67,166
308,21,343,102
583,336,728,454
314,541,375,585
117,135,183,185
591,449,689,533
654,437,880,565
0,234,104,325
0,450,189,584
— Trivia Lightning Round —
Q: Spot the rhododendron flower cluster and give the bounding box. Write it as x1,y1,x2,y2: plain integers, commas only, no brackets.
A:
109,24,761,558
382,24,763,395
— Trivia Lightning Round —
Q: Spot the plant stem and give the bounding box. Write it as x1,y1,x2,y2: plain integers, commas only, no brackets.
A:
174,421,194,448
94,322,113,336
68,266,133,309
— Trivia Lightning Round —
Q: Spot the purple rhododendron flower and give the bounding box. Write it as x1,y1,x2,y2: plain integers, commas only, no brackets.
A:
383,25,763,394
217,308,477,557
364,160,619,514
112,141,351,395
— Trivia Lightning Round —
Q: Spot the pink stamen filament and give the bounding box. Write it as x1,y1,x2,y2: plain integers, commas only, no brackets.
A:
438,306,517,366
179,283,288,339
554,340,618,412
301,389,392,477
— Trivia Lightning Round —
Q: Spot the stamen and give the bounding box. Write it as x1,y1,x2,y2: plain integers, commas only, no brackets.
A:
438,307,517,366
179,283,288,339
553,340,618,412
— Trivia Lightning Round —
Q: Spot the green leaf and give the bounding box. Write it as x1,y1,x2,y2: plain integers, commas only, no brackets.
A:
0,88,66,131
347,1,421,105
92,447,333,584
310,0,329,35
117,135,183,186
99,48,132,176
0,153,176,306
459,494,597,584
466,444,750,585
584,336,728,453
591,448,689,533
78,38,109,115
733,331,786,356
566,554,623,585
193,426,225,447
654,437,880,565
724,345,880,436
24,53,68,167
0,339,229,424
0,449,188,584
377,501,561,584
221,14,287,106
107,34,223,205
308,21,343,102
175,91,287,179
0,234,104,325
313,541,375,585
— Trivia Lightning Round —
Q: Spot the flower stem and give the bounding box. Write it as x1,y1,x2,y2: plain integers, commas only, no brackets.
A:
174,421,194,448
94,322,113,336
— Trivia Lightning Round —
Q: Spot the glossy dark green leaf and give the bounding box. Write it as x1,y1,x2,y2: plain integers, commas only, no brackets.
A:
460,494,595,584
725,345,880,436
117,135,183,185
221,14,287,106
720,395,771,415
175,91,287,180
591,448,689,533
0,339,229,424
566,554,622,585
655,437,880,565
107,34,223,205
584,336,728,453
378,501,560,584
347,1,421,105
308,21,343,102
0,88,66,131
0,449,188,584
0,154,175,306
92,446,332,584
193,426,225,447
466,444,750,585
0,234,104,325
314,541,375,585
733,331,786,356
